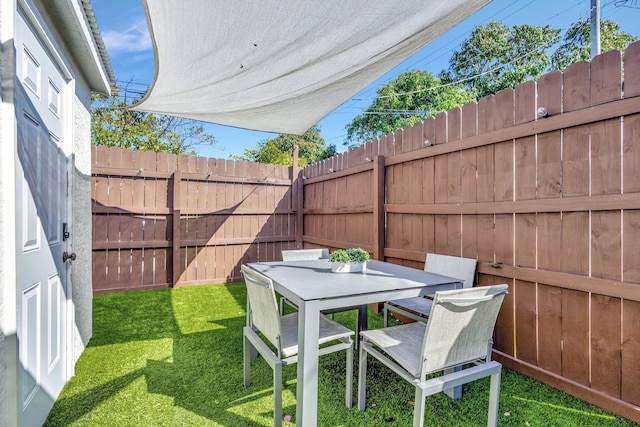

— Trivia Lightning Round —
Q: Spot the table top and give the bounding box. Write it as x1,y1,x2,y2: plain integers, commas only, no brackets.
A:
247,259,462,302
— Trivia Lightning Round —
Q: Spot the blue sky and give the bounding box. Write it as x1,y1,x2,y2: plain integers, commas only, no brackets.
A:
91,0,640,159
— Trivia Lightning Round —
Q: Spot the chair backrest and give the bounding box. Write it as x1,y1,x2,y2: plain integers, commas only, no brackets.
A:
241,265,282,353
424,253,477,288
420,284,508,376
282,248,329,261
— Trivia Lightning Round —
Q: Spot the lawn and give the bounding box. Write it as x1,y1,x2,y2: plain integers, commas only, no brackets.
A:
44,283,637,426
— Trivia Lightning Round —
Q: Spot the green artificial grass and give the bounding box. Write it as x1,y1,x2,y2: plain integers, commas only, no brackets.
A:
45,283,637,426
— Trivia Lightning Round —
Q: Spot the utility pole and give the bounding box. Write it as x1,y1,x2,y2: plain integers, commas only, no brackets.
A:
591,0,601,58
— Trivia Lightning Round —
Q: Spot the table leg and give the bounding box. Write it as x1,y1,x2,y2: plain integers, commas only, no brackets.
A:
296,300,320,427
356,304,368,350
444,366,462,399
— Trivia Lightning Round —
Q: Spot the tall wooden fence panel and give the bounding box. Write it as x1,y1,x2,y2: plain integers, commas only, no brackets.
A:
91,147,298,293
301,44,640,422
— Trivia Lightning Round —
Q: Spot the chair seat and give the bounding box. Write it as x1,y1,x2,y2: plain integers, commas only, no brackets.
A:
360,322,426,377
386,297,433,318
280,313,354,357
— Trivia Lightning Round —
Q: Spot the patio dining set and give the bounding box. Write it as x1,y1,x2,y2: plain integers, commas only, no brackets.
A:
241,250,508,427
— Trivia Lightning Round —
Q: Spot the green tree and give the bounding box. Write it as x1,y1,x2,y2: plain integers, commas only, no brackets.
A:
344,70,474,147
91,86,216,154
232,125,336,166
443,20,561,99
551,19,637,70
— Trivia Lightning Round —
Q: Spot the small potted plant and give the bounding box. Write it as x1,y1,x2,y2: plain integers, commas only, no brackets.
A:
329,248,370,273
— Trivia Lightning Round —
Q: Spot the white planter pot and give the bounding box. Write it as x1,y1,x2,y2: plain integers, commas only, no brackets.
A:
331,261,367,273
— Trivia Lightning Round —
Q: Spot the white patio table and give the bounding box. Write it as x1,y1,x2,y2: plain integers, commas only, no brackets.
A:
246,258,463,426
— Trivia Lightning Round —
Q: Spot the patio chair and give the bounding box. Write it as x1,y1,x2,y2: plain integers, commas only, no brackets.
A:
279,248,329,315
241,265,354,427
358,284,508,427
280,248,360,320
383,253,477,327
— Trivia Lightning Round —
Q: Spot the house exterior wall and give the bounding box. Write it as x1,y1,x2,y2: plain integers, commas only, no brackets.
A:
0,0,110,425
71,77,93,362
0,1,19,425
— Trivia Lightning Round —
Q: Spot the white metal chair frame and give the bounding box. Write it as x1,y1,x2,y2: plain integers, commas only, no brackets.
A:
279,249,329,315
358,284,508,427
241,264,354,427
383,253,477,327
280,248,361,319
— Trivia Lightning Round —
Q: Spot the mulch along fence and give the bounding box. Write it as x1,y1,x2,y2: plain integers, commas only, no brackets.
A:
92,43,640,421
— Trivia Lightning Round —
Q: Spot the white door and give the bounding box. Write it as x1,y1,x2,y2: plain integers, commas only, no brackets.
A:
15,8,71,426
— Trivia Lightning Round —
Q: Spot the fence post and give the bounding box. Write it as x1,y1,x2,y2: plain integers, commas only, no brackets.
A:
292,146,304,248
373,155,385,260
172,170,182,287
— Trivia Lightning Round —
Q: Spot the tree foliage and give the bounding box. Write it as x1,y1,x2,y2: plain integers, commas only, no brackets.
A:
443,21,561,99
232,125,336,166
344,17,637,148
91,87,216,155
345,70,474,147
551,19,637,70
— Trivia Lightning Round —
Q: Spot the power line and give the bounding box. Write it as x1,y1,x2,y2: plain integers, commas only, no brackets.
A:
349,37,558,104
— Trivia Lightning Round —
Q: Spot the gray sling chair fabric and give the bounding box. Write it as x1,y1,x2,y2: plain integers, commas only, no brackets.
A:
358,284,508,427
280,249,328,315
383,253,477,327
241,265,354,427
280,249,361,319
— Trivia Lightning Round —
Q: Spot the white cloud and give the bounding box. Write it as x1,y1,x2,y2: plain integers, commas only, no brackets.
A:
102,18,152,53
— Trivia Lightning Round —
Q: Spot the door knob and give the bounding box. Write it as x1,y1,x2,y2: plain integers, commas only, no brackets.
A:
63,251,77,262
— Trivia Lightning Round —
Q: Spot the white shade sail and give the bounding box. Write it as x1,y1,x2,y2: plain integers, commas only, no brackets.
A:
132,0,490,135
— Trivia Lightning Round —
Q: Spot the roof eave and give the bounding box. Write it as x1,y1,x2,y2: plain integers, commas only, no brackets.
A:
41,0,115,95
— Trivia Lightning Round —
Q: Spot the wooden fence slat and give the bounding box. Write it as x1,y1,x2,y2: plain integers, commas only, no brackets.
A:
515,80,536,125
623,114,640,194
591,210,621,281
515,136,536,200
538,284,562,374
623,209,640,283
514,214,535,268
495,88,514,129
514,279,537,364
591,294,622,398
494,141,513,202
561,212,589,276
435,112,447,145
448,107,461,142
592,118,622,196
494,214,513,265
563,125,590,197
561,289,590,386
537,213,561,272
622,299,640,406
538,70,562,117
623,40,640,97
590,50,622,106
563,61,590,112
478,94,495,134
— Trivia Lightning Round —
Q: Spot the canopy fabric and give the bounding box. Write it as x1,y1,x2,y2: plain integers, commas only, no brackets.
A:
133,0,490,135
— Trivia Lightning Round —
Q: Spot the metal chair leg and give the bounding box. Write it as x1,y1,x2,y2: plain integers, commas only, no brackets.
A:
413,387,426,427
357,346,368,411
488,369,501,427
274,361,283,427
243,333,251,387
345,341,353,408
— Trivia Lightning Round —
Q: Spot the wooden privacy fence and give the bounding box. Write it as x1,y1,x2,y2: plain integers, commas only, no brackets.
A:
300,44,640,421
91,147,301,293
